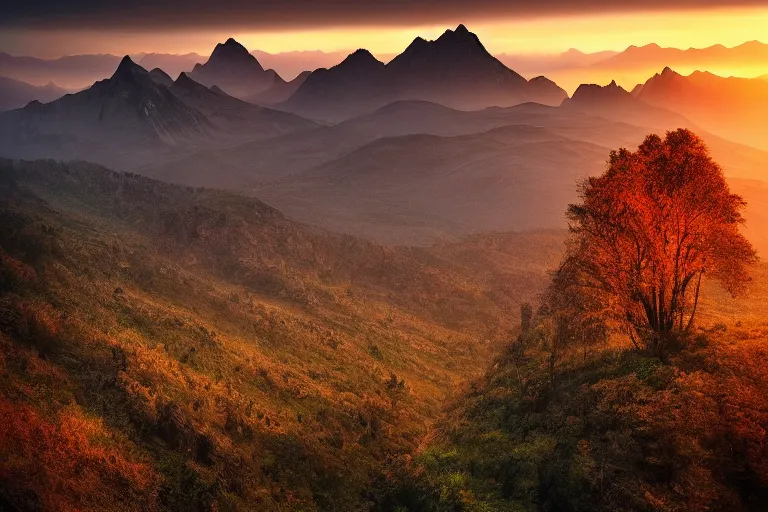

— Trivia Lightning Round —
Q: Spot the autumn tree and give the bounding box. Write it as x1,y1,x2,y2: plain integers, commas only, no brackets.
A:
561,129,756,357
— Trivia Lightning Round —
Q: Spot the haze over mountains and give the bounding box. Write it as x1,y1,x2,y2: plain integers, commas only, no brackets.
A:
188,39,285,100
0,51,204,89
4,17,768,511
0,55,315,169
0,75,68,111
632,67,768,150
543,40,768,92
1,24,768,254
281,25,567,121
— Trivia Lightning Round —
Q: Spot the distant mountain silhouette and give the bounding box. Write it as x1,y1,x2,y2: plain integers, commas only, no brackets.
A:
148,68,174,87
281,25,567,121
537,40,768,96
632,67,768,150
0,56,315,169
136,53,203,79
597,41,768,72
246,70,311,105
387,24,566,106
562,78,692,131
251,49,349,81
0,52,205,90
564,80,634,105
169,72,317,137
0,75,68,111
188,38,283,99
1,56,209,147
496,48,618,75
0,52,122,89
281,49,392,120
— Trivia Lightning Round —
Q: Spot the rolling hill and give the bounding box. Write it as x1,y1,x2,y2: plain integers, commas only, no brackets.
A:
0,158,562,510
254,125,608,245
142,95,768,252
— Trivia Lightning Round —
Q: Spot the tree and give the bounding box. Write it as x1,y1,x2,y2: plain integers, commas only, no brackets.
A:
562,129,756,357
541,257,609,382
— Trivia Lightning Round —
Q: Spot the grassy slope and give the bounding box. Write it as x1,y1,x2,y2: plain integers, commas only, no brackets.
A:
0,159,562,511
381,267,768,511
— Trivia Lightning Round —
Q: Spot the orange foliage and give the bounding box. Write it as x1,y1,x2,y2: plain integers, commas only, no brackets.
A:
565,129,757,355
0,397,158,511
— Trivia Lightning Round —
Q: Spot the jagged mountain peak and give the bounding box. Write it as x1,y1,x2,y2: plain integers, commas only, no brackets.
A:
171,72,230,99
283,23,566,120
149,67,173,87
200,38,266,75
345,49,380,62
337,49,384,70
433,24,486,51
186,38,278,98
112,55,148,81
658,67,686,80
569,80,631,104
174,71,199,87
210,38,255,61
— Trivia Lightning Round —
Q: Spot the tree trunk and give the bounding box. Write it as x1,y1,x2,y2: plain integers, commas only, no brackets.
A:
685,271,703,333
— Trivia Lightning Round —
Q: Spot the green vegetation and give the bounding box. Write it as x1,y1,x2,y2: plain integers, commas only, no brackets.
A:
374,131,768,512
3,132,767,512
377,309,768,511
0,159,561,511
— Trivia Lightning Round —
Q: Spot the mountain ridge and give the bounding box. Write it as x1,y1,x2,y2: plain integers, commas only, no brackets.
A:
280,25,568,121
631,67,768,150
0,56,316,169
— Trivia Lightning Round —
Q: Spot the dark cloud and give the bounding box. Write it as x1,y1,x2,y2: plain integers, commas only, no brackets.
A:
4,0,767,30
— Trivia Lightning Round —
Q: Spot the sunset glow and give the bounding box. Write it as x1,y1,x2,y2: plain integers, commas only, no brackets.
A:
5,2,768,510
2,6,768,60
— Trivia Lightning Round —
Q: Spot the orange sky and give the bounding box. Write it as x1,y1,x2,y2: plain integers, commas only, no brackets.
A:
2,6,768,59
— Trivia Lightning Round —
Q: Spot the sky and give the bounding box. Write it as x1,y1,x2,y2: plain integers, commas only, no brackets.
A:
2,1,768,58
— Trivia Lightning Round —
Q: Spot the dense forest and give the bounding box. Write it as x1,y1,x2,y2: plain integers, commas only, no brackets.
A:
0,158,560,510
2,131,768,512
375,131,768,512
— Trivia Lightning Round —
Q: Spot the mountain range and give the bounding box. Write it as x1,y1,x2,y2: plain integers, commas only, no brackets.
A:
596,40,768,74
0,75,68,111
545,40,768,92
631,67,768,150
0,56,315,169
0,51,204,89
140,95,768,253
280,25,567,121
1,25,768,253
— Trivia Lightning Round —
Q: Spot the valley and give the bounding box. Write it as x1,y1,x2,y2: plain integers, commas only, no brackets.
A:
2,19,768,512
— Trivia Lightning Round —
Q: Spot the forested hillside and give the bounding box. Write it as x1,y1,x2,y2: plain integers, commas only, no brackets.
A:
375,130,768,512
0,159,561,511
